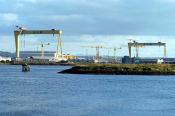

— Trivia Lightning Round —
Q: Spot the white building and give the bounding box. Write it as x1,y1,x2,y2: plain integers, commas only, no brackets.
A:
157,59,164,64
0,56,11,62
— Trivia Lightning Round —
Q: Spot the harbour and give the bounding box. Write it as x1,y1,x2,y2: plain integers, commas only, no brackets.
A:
0,65,175,116
1,0,175,115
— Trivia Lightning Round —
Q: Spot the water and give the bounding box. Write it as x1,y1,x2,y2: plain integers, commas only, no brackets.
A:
0,65,175,116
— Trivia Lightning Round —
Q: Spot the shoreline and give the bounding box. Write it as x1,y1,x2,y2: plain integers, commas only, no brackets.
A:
59,64,175,75
8,62,75,66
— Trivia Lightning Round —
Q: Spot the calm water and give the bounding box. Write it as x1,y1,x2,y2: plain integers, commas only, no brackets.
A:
0,65,175,116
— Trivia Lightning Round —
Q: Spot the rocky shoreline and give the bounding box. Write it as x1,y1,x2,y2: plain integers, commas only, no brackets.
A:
59,64,175,75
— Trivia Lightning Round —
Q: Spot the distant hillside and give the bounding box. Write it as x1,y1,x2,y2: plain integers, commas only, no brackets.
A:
0,51,14,57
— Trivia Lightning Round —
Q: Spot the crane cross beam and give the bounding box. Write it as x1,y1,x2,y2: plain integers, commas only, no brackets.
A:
14,30,62,35
128,42,166,46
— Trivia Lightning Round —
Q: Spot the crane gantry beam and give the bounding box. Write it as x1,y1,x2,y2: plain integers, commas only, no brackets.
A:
14,28,63,60
14,30,61,35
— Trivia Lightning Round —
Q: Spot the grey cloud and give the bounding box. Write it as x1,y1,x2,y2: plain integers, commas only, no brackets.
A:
1,0,175,36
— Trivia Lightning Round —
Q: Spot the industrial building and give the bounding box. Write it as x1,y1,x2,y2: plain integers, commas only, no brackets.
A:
121,56,175,64
0,56,11,62
19,51,76,62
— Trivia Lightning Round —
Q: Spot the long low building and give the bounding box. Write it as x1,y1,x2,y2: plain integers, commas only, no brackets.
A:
122,56,175,64
0,56,11,62
20,51,55,58
19,51,76,62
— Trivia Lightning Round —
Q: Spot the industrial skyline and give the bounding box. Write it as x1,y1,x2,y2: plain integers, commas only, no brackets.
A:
1,0,175,57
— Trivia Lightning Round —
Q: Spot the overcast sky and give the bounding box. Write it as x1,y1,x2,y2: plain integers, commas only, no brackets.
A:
1,0,175,57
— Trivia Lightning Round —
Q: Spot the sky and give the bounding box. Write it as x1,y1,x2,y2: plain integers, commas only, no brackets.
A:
1,0,175,57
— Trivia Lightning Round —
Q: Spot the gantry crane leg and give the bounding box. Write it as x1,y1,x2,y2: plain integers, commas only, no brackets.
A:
15,32,20,59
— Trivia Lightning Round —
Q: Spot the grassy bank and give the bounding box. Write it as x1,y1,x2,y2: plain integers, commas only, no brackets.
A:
59,64,175,75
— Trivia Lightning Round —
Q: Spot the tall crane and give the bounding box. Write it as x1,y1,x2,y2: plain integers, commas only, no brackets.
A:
104,47,122,62
14,27,63,61
82,45,105,63
21,41,51,59
112,47,122,61
40,43,50,59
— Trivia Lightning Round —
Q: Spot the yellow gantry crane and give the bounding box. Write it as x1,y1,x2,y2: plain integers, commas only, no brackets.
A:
14,27,63,61
128,40,166,58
